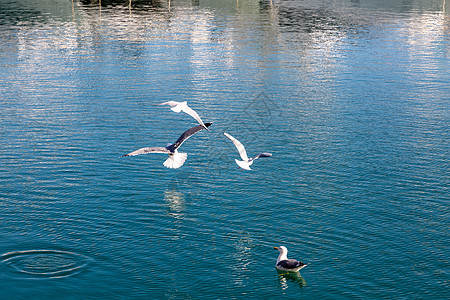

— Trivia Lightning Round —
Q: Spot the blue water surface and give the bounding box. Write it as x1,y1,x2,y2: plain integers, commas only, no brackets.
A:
0,0,448,299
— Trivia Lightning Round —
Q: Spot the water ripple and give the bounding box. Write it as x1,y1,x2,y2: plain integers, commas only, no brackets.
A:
1,250,92,279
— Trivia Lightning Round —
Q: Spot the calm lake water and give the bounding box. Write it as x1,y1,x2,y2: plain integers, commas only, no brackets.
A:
0,0,448,299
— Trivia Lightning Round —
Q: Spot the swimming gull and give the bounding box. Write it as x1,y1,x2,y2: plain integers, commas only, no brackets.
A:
223,132,272,170
121,122,212,169
157,101,210,131
274,246,307,272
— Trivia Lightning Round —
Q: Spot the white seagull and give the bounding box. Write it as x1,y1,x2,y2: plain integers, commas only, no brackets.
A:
121,123,212,169
274,246,307,272
157,101,210,131
223,132,272,170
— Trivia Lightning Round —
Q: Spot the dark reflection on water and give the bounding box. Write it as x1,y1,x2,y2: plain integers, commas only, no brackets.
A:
276,270,307,291
79,0,171,12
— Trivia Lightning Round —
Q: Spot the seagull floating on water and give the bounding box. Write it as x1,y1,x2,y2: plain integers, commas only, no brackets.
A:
121,123,212,169
274,246,307,272
223,132,272,170
157,101,210,131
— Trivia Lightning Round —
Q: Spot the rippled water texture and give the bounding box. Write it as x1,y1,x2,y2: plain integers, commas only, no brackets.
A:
1,250,91,279
0,0,448,299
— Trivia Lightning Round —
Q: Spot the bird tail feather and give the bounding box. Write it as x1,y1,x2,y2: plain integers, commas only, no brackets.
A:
164,152,188,169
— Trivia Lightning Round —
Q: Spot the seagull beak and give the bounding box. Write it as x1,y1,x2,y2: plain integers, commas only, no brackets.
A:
274,247,278,250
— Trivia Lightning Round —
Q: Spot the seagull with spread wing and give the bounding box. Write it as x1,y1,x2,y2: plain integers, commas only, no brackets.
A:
223,132,272,170
121,123,212,169
156,101,210,131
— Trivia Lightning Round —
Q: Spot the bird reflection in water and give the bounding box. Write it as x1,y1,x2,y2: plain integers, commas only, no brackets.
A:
276,269,306,291
164,189,185,219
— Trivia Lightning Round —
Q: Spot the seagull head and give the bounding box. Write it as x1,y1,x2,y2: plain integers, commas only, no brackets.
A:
274,246,288,254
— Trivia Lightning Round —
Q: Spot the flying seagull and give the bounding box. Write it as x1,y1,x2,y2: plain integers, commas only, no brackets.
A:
121,123,212,169
223,132,272,170
274,246,307,272
156,101,210,131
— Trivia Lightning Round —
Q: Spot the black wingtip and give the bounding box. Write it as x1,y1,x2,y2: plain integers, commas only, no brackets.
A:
204,122,213,131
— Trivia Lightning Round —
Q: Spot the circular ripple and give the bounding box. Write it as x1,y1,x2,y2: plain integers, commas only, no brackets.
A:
1,250,91,279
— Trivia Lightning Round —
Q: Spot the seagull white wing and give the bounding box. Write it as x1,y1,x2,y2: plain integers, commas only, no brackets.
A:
156,101,208,130
157,101,178,107
180,103,207,128
224,132,249,161
121,147,169,157
157,101,182,112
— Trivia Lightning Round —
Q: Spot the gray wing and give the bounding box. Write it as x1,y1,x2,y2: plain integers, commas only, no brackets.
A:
277,259,306,269
121,147,169,157
224,132,249,161
253,152,272,160
167,122,212,152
